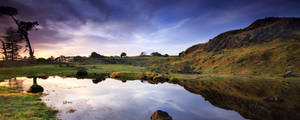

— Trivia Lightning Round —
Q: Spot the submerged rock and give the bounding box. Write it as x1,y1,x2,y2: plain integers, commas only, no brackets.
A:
151,110,173,120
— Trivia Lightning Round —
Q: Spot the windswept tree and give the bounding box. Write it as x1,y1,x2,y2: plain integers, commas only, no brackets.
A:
0,6,39,59
3,28,24,61
140,52,147,56
120,52,127,58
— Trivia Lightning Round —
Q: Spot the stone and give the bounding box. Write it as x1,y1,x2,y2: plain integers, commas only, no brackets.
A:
151,110,173,120
28,85,44,93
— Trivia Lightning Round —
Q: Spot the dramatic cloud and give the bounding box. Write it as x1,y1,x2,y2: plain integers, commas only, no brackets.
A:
0,0,299,57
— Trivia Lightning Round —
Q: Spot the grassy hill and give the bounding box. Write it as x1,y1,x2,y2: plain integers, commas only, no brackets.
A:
149,17,300,76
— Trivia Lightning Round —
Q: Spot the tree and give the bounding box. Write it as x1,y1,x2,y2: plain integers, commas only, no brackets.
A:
163,54,169,57
2,28,24,61
90,52,104,58
120,52,127,58
151,52,162,57
140,52,147,56
1,40,8,61
74,56,86,62
0,6,39,59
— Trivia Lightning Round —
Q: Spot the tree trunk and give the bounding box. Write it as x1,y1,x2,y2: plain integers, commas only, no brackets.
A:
23,34,34,59
11,42,14,61
1,40,8,61
11,16,34,59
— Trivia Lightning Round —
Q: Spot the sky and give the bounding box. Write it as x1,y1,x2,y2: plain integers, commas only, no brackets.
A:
0,0,300,58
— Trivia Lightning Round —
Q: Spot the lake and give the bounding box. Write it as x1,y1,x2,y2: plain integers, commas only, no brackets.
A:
0,76,245,120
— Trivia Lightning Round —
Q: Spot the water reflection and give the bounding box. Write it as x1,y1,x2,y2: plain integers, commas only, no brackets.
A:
9,76,244,120
1,76,298,120
27,77,44,93
0,77,23,87
179,80,300,120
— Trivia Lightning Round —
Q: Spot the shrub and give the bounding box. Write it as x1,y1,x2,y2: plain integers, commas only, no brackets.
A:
76,69,88,77
110,72,121,78
169,77,180,83
153,74,168,82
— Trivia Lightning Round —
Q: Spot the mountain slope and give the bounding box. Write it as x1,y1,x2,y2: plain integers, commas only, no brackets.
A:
151,17,300,75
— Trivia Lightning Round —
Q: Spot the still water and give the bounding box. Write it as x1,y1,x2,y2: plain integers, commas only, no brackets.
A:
1,76,245,120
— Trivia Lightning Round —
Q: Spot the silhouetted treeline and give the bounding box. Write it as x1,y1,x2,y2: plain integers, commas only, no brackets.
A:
0,6,39,60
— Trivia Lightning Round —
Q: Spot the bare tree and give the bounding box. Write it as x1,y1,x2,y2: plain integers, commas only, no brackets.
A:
0,6,39,59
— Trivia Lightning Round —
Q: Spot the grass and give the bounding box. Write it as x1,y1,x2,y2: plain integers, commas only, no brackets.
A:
0,87,57,120
0,64,146,81
0,65,76,81
149,40,300,77
83,64,145,73
0,63,299,120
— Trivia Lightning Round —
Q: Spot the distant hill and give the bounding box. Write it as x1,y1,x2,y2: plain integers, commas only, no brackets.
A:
186,17,300,53
151,17,300,75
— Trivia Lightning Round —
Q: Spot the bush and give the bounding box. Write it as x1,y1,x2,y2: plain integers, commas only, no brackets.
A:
110,72,121,78
169,77,179,83
153,74,168,82
76,69,88,77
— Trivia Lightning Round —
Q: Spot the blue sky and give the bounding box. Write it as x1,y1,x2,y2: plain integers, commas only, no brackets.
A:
0,0,300,57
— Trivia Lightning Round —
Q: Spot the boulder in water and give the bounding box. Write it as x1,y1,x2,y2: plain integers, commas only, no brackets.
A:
27,84,44,93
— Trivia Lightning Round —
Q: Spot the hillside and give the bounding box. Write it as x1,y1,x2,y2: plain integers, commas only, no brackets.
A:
150,17,300,76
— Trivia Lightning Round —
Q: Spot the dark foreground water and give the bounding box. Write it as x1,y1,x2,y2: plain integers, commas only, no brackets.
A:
0,76,245,120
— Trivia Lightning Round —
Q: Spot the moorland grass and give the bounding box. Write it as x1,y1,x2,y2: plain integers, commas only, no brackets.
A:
0,87,57,120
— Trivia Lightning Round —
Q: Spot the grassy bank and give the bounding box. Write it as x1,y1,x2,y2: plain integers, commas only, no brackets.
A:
0,87,57,120
0,64,145,81
0,63,299,120
0,65,76,81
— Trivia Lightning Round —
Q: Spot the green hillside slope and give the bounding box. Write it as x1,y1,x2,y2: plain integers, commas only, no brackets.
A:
150,17,300,76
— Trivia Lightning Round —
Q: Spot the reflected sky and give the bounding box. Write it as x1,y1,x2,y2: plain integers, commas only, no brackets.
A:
2,76,245,120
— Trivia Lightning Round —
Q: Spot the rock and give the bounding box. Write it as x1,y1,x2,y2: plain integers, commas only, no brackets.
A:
92,79,103,84
283,71,297,78
92,74,106,84
76,69,88,77
263,97,284,103
27,77,44,93
151,110,173,120
28,84,44,93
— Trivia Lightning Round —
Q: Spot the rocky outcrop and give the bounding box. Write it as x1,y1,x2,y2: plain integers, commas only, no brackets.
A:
151,110,173,120
185,17,300,52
